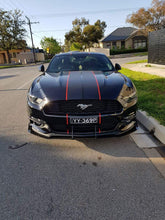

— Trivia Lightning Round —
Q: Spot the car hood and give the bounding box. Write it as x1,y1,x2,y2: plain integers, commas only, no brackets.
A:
36,71,127,101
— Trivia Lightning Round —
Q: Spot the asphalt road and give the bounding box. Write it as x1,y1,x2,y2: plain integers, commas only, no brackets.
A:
111,55,148,66
0,58,165,220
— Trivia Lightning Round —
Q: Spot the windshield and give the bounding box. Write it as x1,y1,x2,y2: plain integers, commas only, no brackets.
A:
46,53,115,73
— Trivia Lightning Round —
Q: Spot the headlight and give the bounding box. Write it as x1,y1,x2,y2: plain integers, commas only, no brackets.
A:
28,88,48,109
117,83,137,108
28,94,43,105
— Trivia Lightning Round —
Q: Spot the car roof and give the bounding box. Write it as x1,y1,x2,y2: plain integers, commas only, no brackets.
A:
55,51,106,57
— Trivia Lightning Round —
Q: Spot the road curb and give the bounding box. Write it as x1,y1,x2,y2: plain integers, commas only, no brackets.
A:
137,110,165,145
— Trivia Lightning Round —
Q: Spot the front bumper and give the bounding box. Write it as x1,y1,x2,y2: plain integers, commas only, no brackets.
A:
27,103,137,138
29,121,137,138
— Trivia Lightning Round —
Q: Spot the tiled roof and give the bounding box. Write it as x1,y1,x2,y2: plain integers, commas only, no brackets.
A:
101,27,137,42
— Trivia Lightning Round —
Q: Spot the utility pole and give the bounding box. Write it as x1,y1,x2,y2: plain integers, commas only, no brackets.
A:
25,16,39,63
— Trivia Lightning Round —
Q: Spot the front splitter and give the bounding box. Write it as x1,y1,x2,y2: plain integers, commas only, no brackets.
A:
28,121,137,138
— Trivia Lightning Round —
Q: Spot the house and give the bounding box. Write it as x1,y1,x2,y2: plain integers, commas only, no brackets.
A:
99,27,148,50
16,51,45,64
0,48,45,64
0,48,31,64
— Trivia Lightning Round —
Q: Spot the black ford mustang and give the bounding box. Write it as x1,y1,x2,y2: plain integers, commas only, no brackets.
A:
27,52,137,138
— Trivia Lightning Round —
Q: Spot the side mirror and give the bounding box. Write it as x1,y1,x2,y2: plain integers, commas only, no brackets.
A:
115,63,121,71
39,64,45,72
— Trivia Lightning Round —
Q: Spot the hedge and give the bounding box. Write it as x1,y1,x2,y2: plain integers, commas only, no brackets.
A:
110,48,148,55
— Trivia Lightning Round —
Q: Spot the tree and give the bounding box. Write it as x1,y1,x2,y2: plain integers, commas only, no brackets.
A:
83,20,107,48
40,37,61,55
0,9,27,63
70,42,82,51
65,18,89,46
65,18,107,51
126,0,165,31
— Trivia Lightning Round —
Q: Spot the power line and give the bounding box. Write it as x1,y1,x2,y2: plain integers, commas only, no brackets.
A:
0,2,10,10
16,0,37,21
34,29,70,33
33,25,130,34
31,7,139,18
33,33,42,39
1,0,33,20
14,0,30,14
7,0,36,22
3,1,15,11
8,0,19,10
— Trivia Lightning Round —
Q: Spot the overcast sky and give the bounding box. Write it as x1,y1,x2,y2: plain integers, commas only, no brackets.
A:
1,0,153,48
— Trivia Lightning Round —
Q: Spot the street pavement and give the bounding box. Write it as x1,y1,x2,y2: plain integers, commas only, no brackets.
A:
0,60,165,220
123,62,165,78
112,55,165,78
111,55,148,66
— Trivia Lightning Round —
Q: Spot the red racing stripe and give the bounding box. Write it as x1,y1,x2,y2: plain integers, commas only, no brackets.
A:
66,113,69,125
92,71,101,100
66,72,71,134
99,113,101,124
92,71,102,133
66,72,71,101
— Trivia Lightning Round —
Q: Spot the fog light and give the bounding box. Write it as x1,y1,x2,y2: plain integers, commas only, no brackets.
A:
123,113,136,121
121,121,135,131
30,117,45,126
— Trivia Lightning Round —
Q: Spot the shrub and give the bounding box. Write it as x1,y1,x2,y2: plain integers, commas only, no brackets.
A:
110,47,148,55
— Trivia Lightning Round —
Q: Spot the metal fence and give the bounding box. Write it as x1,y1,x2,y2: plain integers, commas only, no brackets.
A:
148,29,165,65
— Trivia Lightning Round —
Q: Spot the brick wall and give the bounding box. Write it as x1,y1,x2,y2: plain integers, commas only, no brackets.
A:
148,29,165,65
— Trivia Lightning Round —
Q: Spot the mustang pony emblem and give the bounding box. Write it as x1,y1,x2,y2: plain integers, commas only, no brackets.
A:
77,104,93,110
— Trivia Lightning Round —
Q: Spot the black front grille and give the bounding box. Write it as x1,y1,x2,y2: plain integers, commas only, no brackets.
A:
72,117,119,132
43,100,123,115
101,116,119,131
47,116,119,133
71,124,97,133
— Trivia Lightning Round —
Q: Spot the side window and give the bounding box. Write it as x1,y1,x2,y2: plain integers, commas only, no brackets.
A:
47,57,62,72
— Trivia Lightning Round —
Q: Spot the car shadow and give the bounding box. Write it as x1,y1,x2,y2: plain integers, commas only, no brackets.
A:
0,88,28,92
0,128,160,160
0,75,17,80
75,133,143,159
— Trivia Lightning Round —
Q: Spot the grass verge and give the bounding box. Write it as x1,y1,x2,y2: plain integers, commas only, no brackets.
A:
134,52,148,56
126,59,147,64
0,65,24,69
120,68,165,126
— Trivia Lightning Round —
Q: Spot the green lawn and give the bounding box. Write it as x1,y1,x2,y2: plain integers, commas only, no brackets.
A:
0,65,24,69
126,59,148,64
134,52,148,56
120,68,165,126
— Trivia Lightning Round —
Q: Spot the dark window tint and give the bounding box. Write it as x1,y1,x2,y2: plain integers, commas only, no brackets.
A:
46,54,115,73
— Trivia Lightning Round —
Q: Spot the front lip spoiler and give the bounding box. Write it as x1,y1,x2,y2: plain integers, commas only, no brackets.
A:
28,121,137,138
